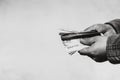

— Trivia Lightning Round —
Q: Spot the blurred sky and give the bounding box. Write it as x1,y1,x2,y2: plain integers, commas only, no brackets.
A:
0,0,120,80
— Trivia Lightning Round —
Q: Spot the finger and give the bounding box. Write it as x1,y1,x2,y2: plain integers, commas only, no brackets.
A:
78,47,93,56
80,37,97,46
84,24,106,33
78,46,97,61
84,25,96,32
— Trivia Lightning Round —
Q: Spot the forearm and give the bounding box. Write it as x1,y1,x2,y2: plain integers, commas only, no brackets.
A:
107,34,120,64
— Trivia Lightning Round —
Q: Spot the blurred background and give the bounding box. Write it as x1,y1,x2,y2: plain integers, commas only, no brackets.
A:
0,0,120,80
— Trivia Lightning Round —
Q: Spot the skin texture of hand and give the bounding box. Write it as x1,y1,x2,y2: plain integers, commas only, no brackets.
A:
78,24,116,62
79,36,108,62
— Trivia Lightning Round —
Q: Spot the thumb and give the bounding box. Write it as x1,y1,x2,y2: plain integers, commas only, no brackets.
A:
78,47,92,56
78,47,95,59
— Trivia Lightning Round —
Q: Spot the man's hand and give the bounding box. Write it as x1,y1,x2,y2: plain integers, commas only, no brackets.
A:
78,24,116,62
79,36,108,62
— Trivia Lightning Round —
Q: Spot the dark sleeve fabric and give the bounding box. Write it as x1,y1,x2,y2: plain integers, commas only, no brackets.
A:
105,19,120,34
107,34,120,64
105,19,120,64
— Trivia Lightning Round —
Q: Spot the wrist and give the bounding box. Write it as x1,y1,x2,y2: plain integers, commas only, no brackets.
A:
105,21,119,34
105,23,116,33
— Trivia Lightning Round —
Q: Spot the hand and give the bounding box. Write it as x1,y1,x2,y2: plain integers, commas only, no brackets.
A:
78,23,116,62
78,36,108,62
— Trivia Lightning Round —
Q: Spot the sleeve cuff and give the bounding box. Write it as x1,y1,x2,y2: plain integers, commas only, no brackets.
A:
106,34,120,64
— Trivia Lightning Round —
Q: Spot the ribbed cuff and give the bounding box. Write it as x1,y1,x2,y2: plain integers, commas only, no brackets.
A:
106,35,120,64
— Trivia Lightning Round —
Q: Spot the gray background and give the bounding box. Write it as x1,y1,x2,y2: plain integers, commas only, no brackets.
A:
0,0,120,80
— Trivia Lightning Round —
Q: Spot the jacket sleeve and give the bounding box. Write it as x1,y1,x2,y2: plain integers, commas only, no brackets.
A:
105,19,120,34
107,34,120,64
105,19,120,64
